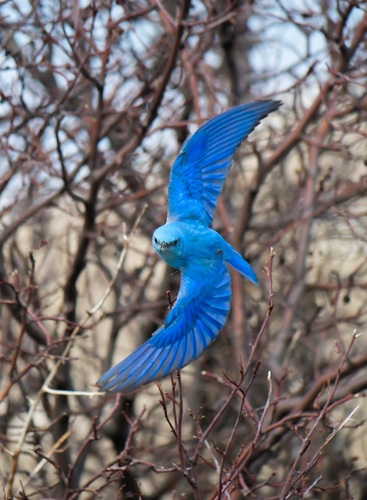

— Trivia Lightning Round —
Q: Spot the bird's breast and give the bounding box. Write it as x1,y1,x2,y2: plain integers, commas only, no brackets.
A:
156,246,184,269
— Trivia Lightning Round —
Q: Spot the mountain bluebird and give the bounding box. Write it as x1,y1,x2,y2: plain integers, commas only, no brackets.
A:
97,100,281,393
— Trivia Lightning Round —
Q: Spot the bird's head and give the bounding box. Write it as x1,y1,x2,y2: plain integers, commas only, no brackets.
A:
152,224,186,268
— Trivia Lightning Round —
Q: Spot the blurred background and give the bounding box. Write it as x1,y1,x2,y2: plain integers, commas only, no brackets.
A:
1,0,367,498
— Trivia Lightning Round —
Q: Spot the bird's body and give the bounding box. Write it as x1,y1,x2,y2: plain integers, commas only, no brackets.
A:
97,100,281,393
153,221,258,285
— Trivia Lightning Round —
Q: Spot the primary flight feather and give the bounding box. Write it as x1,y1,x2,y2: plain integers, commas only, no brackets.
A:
97,100,281,393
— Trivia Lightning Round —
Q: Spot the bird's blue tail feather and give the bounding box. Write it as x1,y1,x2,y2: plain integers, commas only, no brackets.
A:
226,251,258,285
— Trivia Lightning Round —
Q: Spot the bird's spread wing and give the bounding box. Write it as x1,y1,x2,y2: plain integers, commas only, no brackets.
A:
167,100,281,225
97,261,231,393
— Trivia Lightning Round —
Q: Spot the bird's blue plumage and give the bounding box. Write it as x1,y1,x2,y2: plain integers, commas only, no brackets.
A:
167,100,281,225
97,259,230,393
97,100,281,393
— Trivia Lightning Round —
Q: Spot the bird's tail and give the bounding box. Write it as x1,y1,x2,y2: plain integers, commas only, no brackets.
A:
225,247,258,285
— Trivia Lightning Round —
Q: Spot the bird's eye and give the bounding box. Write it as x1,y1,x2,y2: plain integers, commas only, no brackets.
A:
172,239,178,246
154,237,158,243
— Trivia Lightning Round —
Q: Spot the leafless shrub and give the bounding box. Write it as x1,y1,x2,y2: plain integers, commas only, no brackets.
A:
1,1,367,498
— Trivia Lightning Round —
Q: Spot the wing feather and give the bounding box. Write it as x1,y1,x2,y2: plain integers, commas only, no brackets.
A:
167,100,281,224
97,262,231,393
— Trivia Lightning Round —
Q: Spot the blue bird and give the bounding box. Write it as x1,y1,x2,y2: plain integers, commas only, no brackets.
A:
97,100,281,393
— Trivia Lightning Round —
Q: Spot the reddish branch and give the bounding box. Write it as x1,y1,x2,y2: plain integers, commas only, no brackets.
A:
1,2,367,498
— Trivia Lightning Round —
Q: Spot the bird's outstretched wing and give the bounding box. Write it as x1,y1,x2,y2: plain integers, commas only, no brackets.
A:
97,261,230,393
167,100,281,225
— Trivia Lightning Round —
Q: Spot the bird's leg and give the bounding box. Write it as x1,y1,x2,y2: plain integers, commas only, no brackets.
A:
165,290,177,309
